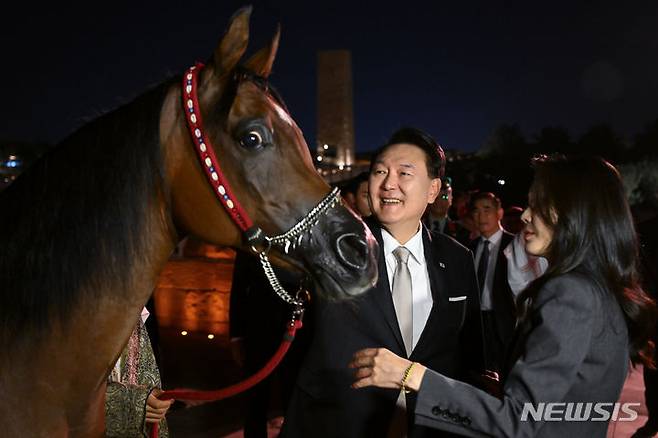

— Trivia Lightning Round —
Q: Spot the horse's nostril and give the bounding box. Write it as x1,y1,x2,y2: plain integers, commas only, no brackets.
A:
335,233,368,270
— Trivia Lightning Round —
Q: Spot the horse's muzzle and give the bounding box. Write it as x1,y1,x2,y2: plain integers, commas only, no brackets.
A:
297,204,378,300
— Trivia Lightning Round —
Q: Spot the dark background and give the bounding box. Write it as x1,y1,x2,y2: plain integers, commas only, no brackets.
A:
2,0,657,153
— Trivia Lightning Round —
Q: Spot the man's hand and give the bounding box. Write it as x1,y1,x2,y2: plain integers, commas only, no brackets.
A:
145,389,174,424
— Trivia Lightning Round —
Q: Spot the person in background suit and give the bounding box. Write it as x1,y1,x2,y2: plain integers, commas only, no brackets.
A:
351,155,656,438
343,171,372,218
423,177,463,240
451,190,480,245
468,191,516,374
281,127,486,438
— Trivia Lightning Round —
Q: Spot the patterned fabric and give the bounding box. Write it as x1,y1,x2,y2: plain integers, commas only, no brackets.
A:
105,319,168,437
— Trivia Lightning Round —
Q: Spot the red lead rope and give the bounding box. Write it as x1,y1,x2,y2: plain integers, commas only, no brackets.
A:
149,319,302,438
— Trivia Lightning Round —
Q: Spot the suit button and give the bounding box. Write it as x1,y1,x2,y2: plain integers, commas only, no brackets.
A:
441,411,451,419
462,417,472,426
432,406,441,416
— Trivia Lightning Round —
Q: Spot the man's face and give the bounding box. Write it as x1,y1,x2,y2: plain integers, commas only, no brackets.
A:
429,186,452,217
369,143,440,237
471,198,503,238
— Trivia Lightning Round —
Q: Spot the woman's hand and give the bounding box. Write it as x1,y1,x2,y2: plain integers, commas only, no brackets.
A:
145,389,174,424
349,348,426,392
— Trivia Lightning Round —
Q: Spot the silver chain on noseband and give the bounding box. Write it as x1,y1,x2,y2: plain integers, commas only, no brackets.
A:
252,187,342,308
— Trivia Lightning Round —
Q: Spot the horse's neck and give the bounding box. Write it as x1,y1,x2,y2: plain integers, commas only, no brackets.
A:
0,78,182,437
61,83,180,381
88,202,177,363
0,209,176,437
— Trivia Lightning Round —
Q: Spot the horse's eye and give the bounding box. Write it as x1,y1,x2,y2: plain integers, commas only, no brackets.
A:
240,131,263,149
235,120,272,150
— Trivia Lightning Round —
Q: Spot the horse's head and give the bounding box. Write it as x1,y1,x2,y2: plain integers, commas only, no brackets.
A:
165,7,378,300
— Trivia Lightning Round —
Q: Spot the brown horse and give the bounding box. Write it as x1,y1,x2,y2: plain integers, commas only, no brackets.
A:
0,8,377,437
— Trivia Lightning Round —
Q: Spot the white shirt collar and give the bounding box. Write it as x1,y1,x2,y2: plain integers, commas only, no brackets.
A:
381,223,425,266
481,227,503,246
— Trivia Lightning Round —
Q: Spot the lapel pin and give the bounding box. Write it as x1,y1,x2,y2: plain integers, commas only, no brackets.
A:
439,262,445,268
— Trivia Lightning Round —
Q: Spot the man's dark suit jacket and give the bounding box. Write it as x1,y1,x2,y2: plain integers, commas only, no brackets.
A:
280,218,485,438
470,230,516,370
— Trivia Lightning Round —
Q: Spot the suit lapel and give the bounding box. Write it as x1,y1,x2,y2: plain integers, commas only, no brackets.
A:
412,227,448,357
367,222,407,354
468,238,479,254
423,227,447,304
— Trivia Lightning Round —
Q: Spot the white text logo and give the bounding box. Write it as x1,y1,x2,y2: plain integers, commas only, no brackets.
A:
520,402,640,422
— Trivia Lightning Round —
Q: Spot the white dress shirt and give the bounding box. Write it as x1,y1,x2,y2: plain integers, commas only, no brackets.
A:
503,232,549,295
381,225,433,351
474,228,503,311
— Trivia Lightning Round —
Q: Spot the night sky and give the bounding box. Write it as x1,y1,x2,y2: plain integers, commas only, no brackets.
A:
2,1,657,153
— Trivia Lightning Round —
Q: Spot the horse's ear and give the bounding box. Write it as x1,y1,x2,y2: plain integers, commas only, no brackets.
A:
243,25,280,78
213,6,252,75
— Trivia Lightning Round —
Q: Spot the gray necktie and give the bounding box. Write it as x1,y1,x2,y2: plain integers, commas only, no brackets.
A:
389,246,413,438
392,246,413,356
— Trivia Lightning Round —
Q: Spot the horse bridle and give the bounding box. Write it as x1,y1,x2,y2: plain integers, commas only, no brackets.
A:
181,63,342,310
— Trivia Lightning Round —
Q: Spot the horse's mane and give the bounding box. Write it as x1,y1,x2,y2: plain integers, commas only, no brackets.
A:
0,79,174,339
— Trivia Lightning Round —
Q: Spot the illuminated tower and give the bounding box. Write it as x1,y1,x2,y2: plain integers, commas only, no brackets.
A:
316,50,355,168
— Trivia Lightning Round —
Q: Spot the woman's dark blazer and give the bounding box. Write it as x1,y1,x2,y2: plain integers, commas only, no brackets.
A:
414,272,629,438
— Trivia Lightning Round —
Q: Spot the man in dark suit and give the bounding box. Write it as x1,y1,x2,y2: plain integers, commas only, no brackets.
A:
468,191,516,374
281,127,485,438
423,177,464,240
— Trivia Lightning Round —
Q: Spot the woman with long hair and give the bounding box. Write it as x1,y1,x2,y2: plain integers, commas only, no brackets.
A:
350,155,655,437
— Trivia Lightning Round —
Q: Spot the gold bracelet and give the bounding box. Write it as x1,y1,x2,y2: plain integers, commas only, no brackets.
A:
400,362,417,394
